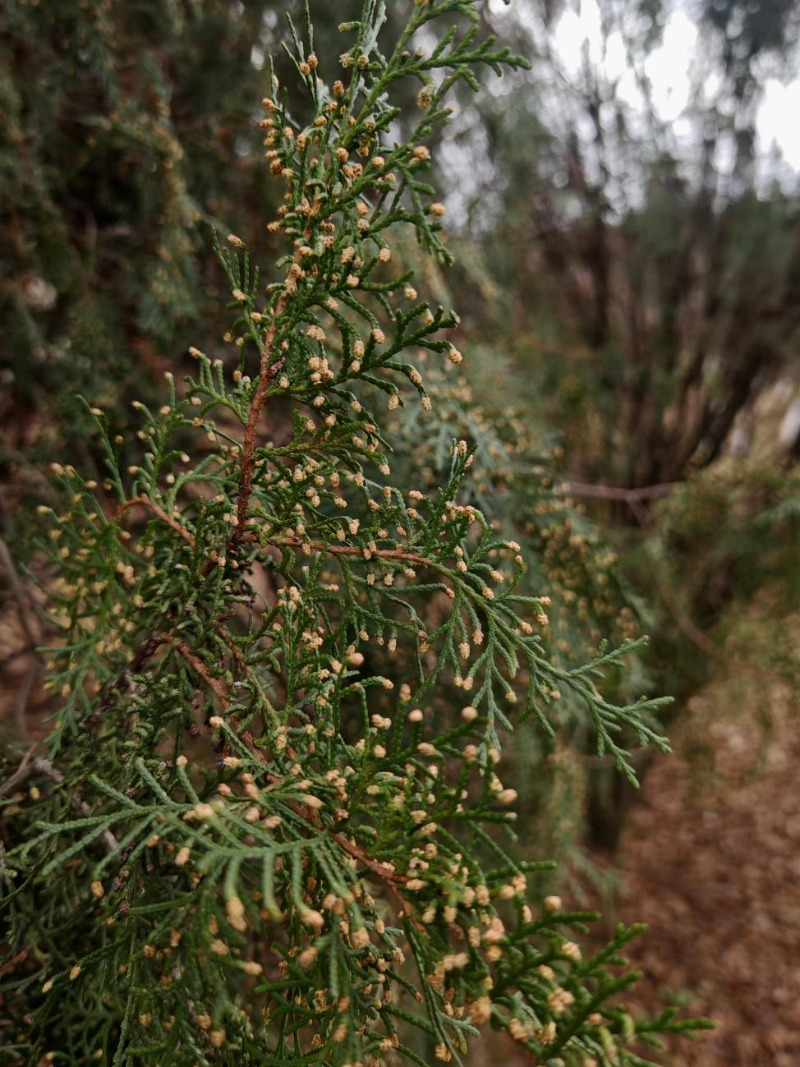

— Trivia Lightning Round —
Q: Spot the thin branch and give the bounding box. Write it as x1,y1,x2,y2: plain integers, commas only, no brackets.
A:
563,480,680,503
243,532,451,572
330,830,422,928
0,743,37,798
0,745,65,798
117,496,196,549
94,633,166,718
0,536,42,738
167,636,229,707
0,950,28,980
561,481,717,658
169,637,422,923
233,202,321,542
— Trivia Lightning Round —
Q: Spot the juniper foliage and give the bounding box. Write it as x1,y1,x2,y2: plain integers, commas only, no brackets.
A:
2,3,711,1064
387,354,650,873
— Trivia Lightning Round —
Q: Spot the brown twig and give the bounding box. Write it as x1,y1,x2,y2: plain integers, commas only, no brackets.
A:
0,536,43,738
233,202,320,543
0,743,37,798
0,745,65,798
563,480,680,503
243,533,449,573
94,633,166,717
330,830,422,928
0,950,28,980
563,481,717,658
167,636,229,707
117,497,196,549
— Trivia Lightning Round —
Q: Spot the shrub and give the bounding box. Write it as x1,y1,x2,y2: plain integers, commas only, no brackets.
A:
1,3,710,1064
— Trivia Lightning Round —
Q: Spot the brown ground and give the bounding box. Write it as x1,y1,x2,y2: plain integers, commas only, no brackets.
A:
604,613,800,1066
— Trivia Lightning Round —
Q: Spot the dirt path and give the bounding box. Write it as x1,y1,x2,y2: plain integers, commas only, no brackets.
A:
610,620,800,1066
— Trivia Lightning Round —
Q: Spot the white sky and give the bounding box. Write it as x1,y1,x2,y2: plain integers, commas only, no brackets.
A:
491,0,800,172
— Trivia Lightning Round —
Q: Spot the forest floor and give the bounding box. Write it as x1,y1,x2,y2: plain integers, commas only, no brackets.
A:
598,608,800,1066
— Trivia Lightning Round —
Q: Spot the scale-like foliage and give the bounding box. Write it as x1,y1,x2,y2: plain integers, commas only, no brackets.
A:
1,3,711,1064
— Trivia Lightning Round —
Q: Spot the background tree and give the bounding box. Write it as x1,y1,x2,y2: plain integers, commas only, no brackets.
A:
440,0,800,488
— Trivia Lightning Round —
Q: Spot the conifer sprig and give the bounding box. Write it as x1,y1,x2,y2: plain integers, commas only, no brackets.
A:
1,3,711,1065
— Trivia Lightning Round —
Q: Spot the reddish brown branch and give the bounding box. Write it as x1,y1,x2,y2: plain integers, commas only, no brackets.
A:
167,636,229,707
243,533,449,573
168,637,421,922
234,353,286,537
234,203,320,541
563,480,680,503
0,950,28,980
117,497,196,549
330,830,422,928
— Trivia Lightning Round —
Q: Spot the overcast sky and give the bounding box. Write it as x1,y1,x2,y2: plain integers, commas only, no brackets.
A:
490,0,800,172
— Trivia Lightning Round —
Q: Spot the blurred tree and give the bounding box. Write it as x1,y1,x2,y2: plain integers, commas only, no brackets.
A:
445,0,800,489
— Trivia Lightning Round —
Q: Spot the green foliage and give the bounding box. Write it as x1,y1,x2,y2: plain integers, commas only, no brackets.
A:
0,0,275,459
629,457,800,702
2,3,710,1065
385,351,653,872
389,353,642,664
